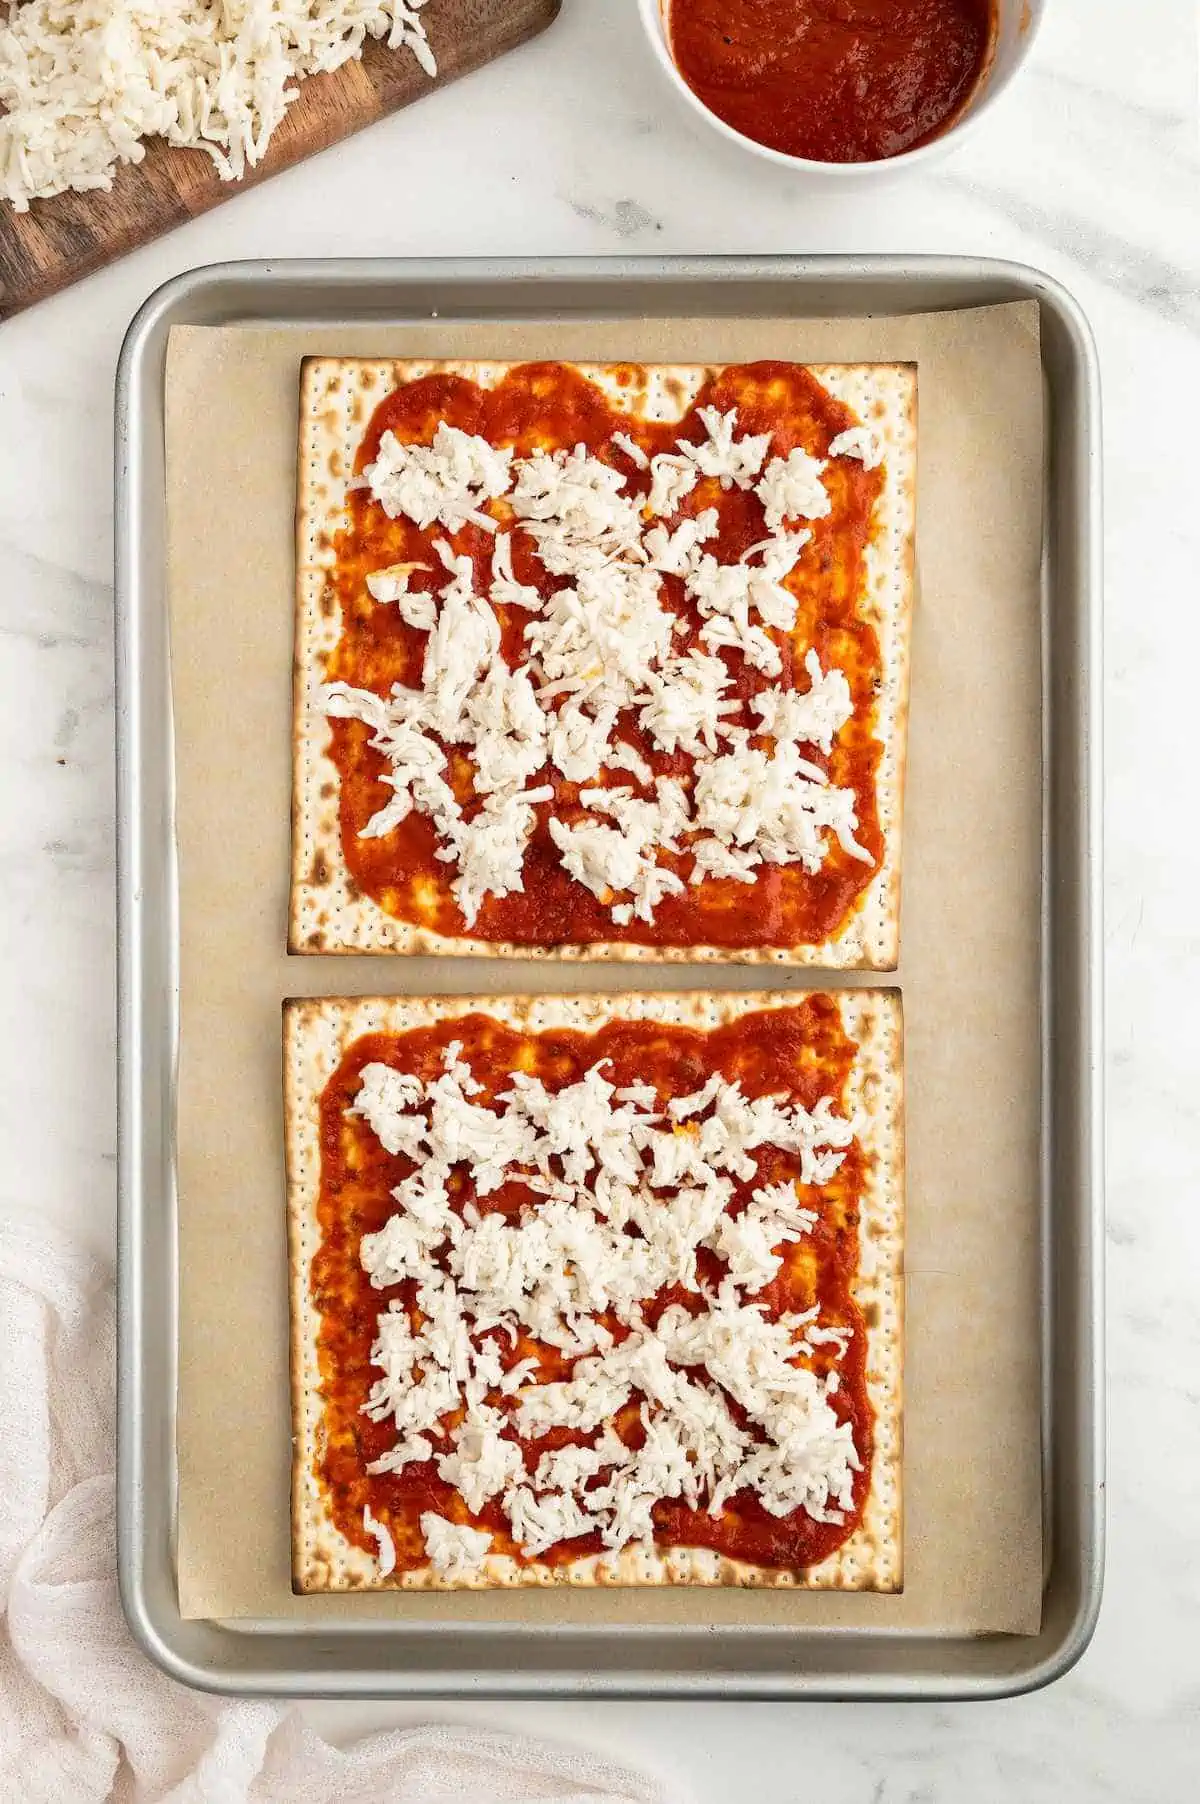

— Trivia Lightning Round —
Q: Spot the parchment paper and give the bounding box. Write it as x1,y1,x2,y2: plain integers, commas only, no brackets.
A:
167,304,1044,1633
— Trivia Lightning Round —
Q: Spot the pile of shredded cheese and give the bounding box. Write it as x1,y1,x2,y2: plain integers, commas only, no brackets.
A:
325,407,883,931
0,0,436,212
349,1041,861,1580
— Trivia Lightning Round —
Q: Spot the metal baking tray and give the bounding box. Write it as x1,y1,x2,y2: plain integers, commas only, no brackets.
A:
115,255,1103,1698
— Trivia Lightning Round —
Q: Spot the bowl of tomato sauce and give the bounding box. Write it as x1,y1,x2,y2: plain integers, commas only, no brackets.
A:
638,0,1043,173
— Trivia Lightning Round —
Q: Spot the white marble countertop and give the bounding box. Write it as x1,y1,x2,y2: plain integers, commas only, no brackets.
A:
2,0,1197,1795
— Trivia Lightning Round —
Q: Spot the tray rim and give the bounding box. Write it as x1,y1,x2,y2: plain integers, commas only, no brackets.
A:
115,252,1104,1699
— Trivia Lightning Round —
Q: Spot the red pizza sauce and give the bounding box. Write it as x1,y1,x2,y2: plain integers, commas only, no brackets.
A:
323,359,884,950
667,0,997,164
310,1002,873,1578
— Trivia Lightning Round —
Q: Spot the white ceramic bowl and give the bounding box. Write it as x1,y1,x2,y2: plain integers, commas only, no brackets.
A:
637,0,1046,177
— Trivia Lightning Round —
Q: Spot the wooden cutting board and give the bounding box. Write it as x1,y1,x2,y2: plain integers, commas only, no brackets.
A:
0,0,560,324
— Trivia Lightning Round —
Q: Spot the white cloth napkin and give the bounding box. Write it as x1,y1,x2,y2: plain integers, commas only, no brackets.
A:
0,1218,683,1804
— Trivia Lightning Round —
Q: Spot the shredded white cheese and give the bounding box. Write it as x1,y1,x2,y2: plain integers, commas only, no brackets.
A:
549,814,684,924
828,426,882,470
689,837,759,886
365,425,512,534
693,734,873,874
438,1416,524,1513
366,564,436,631
320,679,458,846
687,551,800,633
751,650,855,756
350,1042,861,1559
465,663,548,795
362,1503,397,1578
420,1512,493,1580
636,651,738,758
510,444,644,573
741,529,813,578
611,431,650,470
643,507,720,576
605,737,655,787
756,448,832,533
0,1,436,213
325,395,881,927
551,776,690,924
681,408,772,491
645,453,699,518
526,562,674,715
490,533,542,612
443,786,553,928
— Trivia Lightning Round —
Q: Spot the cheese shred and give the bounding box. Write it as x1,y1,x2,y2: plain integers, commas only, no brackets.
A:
351,1042,861,1567
0,1,437,212
322,404,875,929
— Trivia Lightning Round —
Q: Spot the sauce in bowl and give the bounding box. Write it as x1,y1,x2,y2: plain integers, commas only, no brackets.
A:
667,0,997,165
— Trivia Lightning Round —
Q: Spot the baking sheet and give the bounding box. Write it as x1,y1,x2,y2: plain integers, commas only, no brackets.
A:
167,303,1044,1633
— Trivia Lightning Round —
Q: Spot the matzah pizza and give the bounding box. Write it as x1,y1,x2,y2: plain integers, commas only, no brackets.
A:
285,989,904,1593
290,358,915,964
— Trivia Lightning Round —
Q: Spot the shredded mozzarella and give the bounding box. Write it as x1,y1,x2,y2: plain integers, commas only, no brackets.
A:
490,533,542,612
321,392,880,927
645,453,699,518
605,737,655,786
611,431,650,470
548,816,661,918
352,1062,427,1155
643,507,720,576
689,837,758,886
547,702,619,784
636,650,740,758
550,778,688,924
503,1486,595,1557
686,551,799,633
465,663,548,795
510,444,644,572
0,1,436,213
319,680,459,845
350,1041,861,1559
437,1416,524,1513
751,650,854,755
365,424,512,534
828,426,882,470
366,564,437,630
525,561,674,711
680,408,772,490
694,733,873,874
442,786,552,928
362,1504,397,1578
756,447,831,532
420,1513,493,1580
741,529,812,580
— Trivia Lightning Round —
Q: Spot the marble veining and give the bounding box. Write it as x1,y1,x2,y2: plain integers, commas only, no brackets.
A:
1,0,1198,1795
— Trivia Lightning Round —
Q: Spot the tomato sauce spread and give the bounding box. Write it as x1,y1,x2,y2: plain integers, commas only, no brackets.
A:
668,0,996,164
311,1001,872,1577
324,359,884,949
